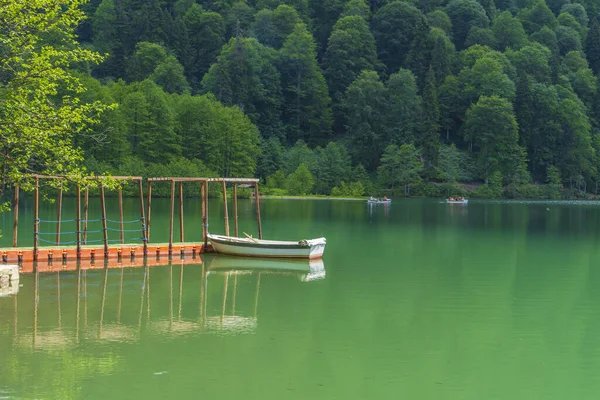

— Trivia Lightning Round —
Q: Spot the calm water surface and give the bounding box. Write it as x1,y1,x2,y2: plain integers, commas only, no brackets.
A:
2,198,600,399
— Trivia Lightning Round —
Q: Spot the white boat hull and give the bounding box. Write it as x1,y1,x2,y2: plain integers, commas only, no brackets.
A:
367,200,391,204
446,199,468,204
208,234,326,259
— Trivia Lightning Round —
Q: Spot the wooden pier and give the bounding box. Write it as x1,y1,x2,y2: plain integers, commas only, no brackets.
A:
1,175,262,271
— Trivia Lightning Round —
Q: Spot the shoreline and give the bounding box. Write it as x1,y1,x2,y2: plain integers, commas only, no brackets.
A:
257,195,366,201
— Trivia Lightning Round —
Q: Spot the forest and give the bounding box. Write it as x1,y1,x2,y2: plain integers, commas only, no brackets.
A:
3,0,600,198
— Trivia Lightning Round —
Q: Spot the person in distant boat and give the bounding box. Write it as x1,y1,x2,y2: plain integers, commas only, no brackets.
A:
383,196,387,201
450,197,454,201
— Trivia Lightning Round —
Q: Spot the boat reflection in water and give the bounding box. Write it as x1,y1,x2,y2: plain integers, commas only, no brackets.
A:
207,255,326,281
6,255,326,350
195,255,324,334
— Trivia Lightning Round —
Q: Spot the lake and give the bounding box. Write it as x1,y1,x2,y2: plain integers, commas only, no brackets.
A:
2,197,600,399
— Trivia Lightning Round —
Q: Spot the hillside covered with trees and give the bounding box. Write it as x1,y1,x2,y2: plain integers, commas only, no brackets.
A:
12,0,600,198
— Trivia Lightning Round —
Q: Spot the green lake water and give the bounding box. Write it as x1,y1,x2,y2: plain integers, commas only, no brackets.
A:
2,197,600,399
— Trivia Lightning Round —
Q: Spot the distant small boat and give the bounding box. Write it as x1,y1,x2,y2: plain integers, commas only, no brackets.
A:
446,198,468,204
367,197,391,204
208,233,326,259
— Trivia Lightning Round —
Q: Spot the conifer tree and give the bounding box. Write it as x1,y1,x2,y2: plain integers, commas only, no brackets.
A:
585,17,600,75
279,24,332,145
420,67,440,179
323,16,380,105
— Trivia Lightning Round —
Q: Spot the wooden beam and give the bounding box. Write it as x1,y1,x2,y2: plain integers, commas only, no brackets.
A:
201,182,207,245
148,177,208,182
233,184,238,237
203,181,209,249
76,186,81,258
146,181,152,243
118,189,124,244
139,179,147,255
222,181,229,236
179,182,184,242
56,186,63,245
254,182,262,239
12,185,19,247
169,180,175,255
29,174,142,181
146,177,258,183
33,178,39,261
100,184,108,256
207,178,260,183
83,188,89,245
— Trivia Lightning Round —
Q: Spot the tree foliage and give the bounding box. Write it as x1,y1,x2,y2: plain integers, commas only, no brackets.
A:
377,144,423,196
3,0,600,199
464,96,526,183
324,16,380,106
445,0,490,50
0,0,112,194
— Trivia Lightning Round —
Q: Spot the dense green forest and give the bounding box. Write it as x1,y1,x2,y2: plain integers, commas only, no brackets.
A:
5,0,600,198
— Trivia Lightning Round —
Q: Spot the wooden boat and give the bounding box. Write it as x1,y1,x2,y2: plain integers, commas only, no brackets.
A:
446,198,468,204
367,197,391,204
207,233,326,259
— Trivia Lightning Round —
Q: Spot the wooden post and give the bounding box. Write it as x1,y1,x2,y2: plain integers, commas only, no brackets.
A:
146,181,152,243
138,179,147,255
12,185,19,247
233,184,239,237
76,186,81,258
56,186,63,245
179,182,184,242
118,188,124,244
222,181,229,236
169,179,175,255
83,188,89,245
254,182,262,239
201,181,207,247
33,178,39,261
203,181,209,249
100,183,108,257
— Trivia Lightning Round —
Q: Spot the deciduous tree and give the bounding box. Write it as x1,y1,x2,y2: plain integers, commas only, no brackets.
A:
343,71,388,170
377,144,423,196
0,0,113,194
464,95,525,182
373,2,429,72
323,16,380,106
445,0,490,49
202,37,283,139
